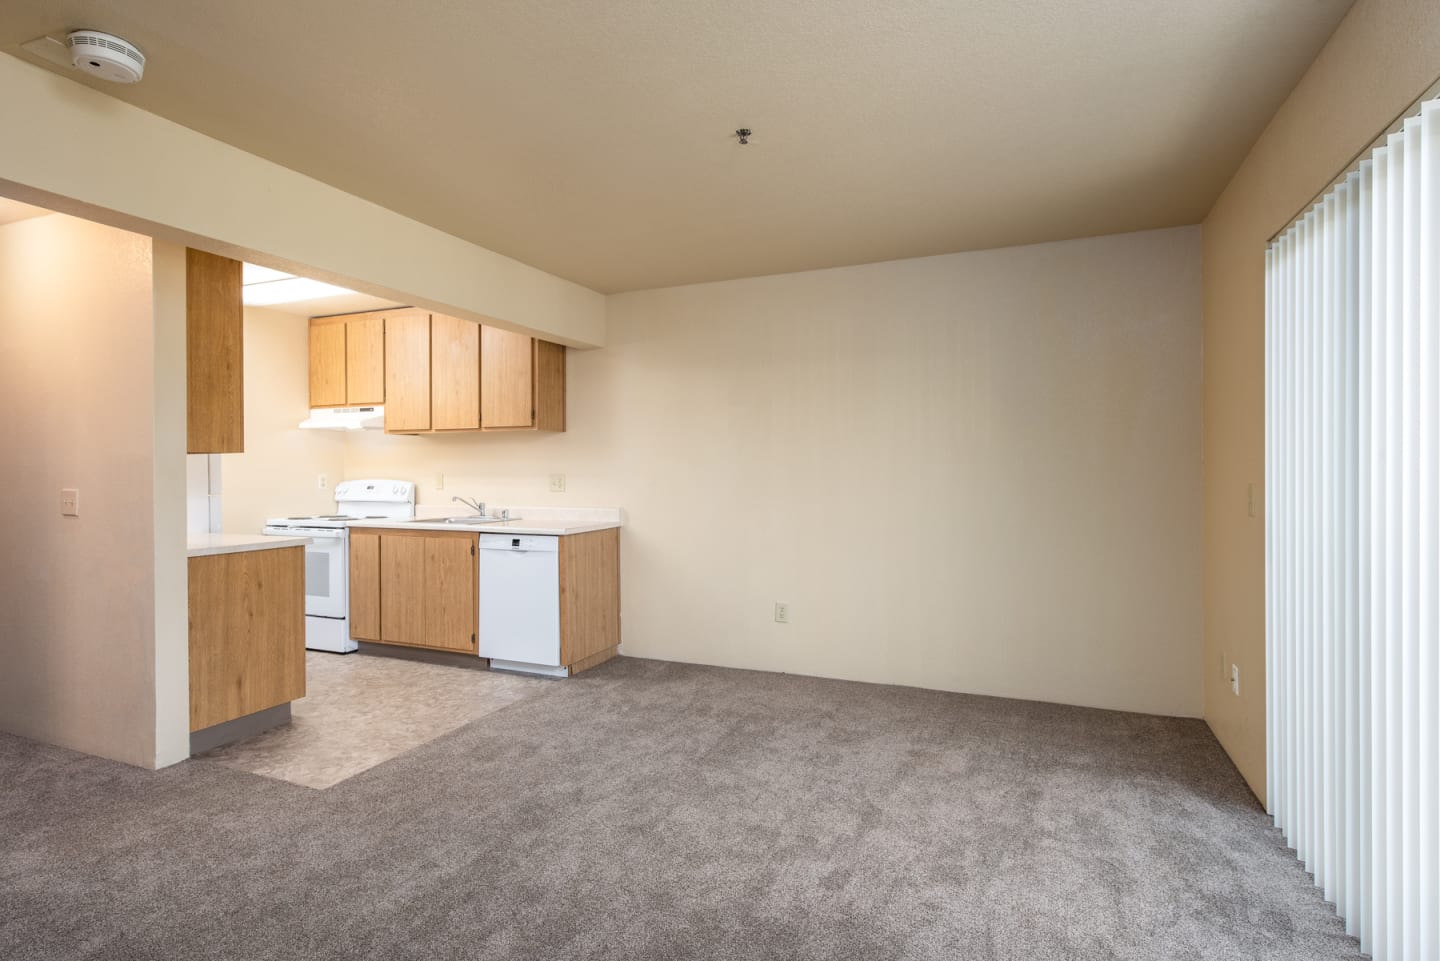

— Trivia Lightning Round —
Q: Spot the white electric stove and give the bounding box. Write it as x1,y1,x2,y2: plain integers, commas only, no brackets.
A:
263,479,415,652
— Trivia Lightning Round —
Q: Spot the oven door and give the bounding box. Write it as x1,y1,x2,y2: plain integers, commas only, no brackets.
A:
299,531,348,619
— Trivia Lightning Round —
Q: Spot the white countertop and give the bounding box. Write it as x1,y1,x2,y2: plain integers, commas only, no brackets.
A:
349,506,622,537
187,532,313,558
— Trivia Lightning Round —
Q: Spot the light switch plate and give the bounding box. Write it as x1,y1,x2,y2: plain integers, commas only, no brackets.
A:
60,488,79,516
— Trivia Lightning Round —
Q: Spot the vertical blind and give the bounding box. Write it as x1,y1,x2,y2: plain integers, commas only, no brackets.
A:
1266,95,1439,961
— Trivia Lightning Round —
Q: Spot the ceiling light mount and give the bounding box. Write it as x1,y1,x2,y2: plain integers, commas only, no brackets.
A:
735,128,752,145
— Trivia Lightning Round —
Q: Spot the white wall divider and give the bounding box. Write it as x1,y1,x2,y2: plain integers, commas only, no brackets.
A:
1267,94,1440,961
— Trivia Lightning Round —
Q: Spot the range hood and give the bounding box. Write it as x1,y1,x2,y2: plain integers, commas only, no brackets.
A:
298,406,384,431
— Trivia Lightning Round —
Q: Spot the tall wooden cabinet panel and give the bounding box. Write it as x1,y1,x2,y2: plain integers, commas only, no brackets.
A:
186,248,244,453
385,312,432,432
558,528,621,669
431,314,481,430
349,530,381,642
346,315,386,405
309,321,347,408
481,326,534,428
424,534,479,652
533,340,567,432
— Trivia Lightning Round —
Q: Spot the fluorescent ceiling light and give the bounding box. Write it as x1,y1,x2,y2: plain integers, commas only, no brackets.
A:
242,263,293,285
243,276,356,306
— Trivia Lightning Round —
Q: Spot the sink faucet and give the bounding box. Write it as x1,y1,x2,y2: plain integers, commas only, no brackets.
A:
452,496,486,516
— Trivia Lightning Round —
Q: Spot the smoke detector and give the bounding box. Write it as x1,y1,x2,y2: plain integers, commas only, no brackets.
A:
66,30,145,84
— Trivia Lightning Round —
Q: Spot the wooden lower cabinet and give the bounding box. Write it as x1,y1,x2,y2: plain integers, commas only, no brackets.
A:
348,530,381,641
379,532,426,647
349,528,477,653
189,546,306,732
423,534,479,651
349,526,619,671
559,528,621,671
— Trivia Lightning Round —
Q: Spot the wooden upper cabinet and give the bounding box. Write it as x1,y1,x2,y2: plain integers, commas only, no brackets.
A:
186,248,244,453
384,311,432,432
346,315,386,405
481,327,566,432
481,326,534,428
318,309,565,434
309,321,347,408
309,312,385,407
431,314,480,430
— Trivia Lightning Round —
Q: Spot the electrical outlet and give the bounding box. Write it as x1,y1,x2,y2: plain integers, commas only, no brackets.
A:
435,473,444,490
774,602,790,624
1231,663,1241,696
549,473,566,493
60,488,79,516
317,473,328,491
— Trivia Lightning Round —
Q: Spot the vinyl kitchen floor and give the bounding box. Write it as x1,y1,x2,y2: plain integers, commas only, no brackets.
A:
197,651,552,789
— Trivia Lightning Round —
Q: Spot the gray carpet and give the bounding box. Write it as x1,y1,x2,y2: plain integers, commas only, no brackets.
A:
0,657,1361,961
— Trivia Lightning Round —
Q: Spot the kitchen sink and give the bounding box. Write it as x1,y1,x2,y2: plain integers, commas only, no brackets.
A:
405,515,516,525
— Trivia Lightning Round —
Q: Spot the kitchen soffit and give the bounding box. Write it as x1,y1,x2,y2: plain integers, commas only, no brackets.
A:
1,0,1354,293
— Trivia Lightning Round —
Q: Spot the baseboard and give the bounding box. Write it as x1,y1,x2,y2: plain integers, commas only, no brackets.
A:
190,703,291,755
356,641,491,672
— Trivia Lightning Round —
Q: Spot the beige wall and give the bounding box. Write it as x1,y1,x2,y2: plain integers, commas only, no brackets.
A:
220,308,347,534
1201,0,1440,802
0,213,172,767
340,227,1204,716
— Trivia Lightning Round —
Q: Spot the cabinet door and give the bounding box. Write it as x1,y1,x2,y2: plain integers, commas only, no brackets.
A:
431,314,480,430
384,312,431,432
309,320,347,408
424,534,478,652
346,315,385,405
480,326,534,428
379,533,425,646
349,530,381,642
187,248,244,453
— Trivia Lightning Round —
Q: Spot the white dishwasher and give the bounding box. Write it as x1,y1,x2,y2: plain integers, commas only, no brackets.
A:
478,534,565,677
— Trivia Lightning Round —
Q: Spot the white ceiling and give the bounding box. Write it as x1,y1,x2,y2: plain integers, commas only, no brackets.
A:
2,0,1354,292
